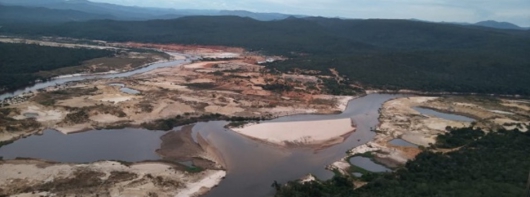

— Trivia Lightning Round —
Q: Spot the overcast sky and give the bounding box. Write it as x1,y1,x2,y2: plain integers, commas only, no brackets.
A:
91,0,530,26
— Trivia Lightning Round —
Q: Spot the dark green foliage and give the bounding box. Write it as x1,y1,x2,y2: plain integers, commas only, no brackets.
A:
2,16,530,94
140,113,265,131
276,176,355,197
435,127,485,148
268,49,530,95
0,43,113,92
321,78,362,95
276,128,530,197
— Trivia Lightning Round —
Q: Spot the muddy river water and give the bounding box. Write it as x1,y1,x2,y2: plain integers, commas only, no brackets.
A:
0,51,481,196
0,94,400,196
1,53,397,196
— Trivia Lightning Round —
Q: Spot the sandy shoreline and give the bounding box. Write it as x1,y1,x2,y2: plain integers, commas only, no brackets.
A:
232,118,356,146
0,159,226,197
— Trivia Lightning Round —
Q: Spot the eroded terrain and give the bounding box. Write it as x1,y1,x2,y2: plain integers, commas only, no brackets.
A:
0,159,225,197
0,42,356,196
330,95,530,181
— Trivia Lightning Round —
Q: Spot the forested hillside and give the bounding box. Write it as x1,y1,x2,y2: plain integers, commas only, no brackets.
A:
275,128,530,197
1,16,529,95
0,43,113,92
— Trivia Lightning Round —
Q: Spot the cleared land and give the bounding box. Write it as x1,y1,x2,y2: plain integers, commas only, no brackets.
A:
0,43,351,143
0,159,225,197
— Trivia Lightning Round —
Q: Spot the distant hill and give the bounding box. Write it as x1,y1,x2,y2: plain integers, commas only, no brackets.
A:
0,5,114,23
0,0,302,21
474,20,525,30
1,16,529,95
219,10,303,21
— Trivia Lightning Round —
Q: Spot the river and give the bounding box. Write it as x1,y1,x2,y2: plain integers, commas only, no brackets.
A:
0,94,400,196
0,51,404,196
0,53,190,100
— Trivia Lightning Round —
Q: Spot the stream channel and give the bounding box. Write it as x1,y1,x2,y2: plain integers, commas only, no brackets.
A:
0,53,475,197
0,94,399,196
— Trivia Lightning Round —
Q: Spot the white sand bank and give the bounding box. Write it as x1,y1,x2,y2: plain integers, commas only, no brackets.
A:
232,118,355,146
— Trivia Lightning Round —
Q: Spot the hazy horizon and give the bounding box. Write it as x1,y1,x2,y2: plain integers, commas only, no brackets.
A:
88,0,530,27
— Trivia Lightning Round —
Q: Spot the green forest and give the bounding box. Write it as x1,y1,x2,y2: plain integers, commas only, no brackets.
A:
0,42,113,92
275,127,530,197
2,16,529,95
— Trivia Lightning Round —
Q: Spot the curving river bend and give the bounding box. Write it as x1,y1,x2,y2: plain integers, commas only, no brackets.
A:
0,53,401,197
0,94,400,196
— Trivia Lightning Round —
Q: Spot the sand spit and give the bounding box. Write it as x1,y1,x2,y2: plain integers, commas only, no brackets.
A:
156,125,226,169
232,118,356,146
0,159,225,197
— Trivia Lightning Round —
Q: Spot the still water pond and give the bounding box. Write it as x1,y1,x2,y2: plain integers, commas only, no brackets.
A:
349,156,391,172
389,138,418,147
413,107,474,122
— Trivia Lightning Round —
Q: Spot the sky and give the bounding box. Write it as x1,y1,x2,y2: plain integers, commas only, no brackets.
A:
91,0,530,27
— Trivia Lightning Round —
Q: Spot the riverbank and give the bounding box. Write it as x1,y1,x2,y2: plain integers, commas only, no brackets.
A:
328,95,530,179
0,159,225,197
0,44,354,144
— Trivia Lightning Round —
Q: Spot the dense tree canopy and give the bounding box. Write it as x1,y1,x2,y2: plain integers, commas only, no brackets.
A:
1,16,530,95
276,128,530,197
0,43,113,92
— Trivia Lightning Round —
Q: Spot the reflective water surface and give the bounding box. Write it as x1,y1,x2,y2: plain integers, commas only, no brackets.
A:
413,107,475,122
0,94,401,197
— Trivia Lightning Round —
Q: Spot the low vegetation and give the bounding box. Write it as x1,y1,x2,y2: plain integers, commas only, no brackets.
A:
31,88,98,106
275,128,530,197
140,113,265,131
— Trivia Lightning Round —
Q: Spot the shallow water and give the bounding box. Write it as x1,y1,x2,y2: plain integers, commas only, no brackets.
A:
389,138,418,147
23,112,39,118
200,94,401,197
413,107,474,122
0,129,165,163
0,94,401,197
108,83,125,88
348,156,390,172
120,87,140,94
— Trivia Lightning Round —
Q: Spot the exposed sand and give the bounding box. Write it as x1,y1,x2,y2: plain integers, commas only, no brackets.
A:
94,94,136,103
183,61,225,69
0,159,226,197
13,105,65,122
55,123,92,134
175,170,226,197
89,114,125,123
232,118,355,146
205,105,245,115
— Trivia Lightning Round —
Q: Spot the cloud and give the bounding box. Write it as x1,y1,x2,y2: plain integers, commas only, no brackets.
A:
91,0,530,26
